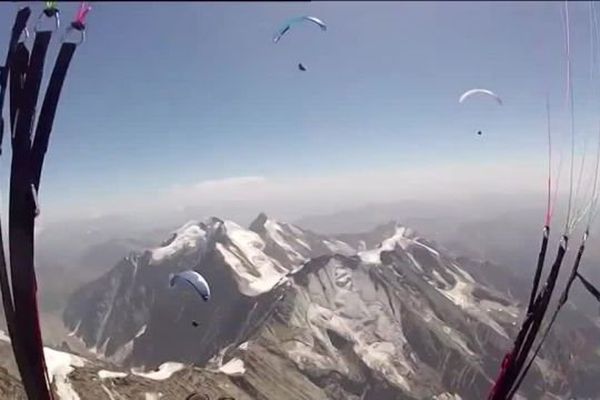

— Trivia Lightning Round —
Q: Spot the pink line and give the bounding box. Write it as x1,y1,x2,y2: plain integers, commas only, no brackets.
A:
75,2,91,25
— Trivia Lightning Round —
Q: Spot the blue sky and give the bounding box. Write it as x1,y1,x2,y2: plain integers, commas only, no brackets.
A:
0,1,598,222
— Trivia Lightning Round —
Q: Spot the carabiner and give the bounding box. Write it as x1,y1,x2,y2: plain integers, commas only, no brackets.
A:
35,4,60,33
62,21,86,45
62,2,90,45
18,27,30,44
30,184,40,218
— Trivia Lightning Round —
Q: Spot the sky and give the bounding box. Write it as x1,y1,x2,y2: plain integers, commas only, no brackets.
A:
1,1,599,224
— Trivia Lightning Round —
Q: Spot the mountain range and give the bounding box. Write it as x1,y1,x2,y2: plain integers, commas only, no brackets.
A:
2,213,600,399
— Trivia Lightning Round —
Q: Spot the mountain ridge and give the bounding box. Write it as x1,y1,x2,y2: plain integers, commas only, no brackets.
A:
2,213,596,399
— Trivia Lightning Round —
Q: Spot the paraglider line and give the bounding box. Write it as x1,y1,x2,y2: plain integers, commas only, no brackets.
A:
564,0,576,235
545,95,553,226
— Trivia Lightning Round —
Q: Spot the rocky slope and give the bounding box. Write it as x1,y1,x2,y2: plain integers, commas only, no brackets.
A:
3,214,599,399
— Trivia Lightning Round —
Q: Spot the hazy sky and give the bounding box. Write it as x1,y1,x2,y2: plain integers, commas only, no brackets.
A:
1,1,599,223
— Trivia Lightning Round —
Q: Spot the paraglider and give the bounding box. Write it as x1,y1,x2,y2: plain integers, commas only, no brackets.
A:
169,270,211,302
459,88,503,105
273,16,327,71
272,16,327,44
459,89,502,137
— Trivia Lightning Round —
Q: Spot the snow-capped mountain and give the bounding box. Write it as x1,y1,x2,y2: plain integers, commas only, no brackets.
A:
0,330,252,400
62,215,352,367
55,214,600,399
250,212,355,268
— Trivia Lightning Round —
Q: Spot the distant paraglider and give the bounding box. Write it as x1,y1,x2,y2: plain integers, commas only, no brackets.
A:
273,16,327,44
169,270,211,302
458,88,503,105
459,89,502,136
273,16,327,71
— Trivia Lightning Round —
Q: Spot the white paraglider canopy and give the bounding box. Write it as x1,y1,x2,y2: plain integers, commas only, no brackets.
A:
169,270,211,301
273,16,327,44
459,88,503,105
